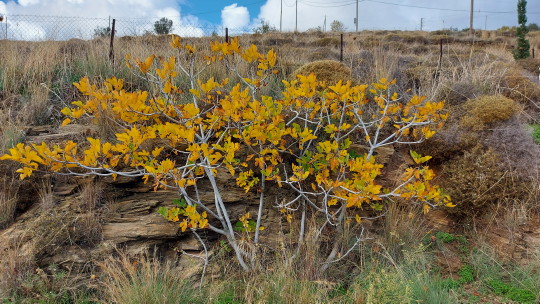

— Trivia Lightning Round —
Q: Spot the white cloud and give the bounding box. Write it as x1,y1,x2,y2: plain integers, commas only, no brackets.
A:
1,0,208,40
9,20,46,40
221,3,250,29
18,0,40,6
0,2,7,16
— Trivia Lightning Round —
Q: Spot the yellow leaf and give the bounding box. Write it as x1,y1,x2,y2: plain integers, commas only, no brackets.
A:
189,89,201,98
423,204,431,215
179,219,188,232
183,103,200,118
151,147,164,157
286,214,293,223
61,118,71,126
328,198,338,206
163,80,173,94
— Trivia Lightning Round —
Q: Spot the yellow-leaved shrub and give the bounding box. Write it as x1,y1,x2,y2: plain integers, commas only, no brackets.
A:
0,36,451,271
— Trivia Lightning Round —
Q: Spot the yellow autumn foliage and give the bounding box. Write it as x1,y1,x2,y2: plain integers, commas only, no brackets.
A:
0,35,451,270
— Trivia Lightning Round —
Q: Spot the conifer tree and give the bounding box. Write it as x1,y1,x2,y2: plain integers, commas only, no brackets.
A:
514,0,530,59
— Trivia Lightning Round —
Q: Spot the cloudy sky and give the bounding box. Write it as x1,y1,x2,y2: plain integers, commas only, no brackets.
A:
0,0,539,39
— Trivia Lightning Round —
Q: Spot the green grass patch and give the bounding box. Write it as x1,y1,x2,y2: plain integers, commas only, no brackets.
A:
486,279,536,304
532,124,540,144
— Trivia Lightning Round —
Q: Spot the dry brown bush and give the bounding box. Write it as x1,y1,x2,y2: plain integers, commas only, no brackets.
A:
484,118,540,176
436,81,482,107
292,60,352,85
502,68,540,116
311,37,340,47
516,57,540,74
461,95,522,130
440,145,533,218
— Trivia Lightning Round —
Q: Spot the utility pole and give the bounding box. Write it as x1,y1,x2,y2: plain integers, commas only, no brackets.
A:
280,0,283,32
356,0,359,32
295,0,298,32
484,15,487,30
420,18,424,31
324,15,327,32
469,0,474,36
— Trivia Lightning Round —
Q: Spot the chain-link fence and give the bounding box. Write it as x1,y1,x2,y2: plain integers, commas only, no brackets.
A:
0,14,254,41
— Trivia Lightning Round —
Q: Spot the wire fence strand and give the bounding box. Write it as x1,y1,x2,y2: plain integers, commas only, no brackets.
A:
0,14,253,41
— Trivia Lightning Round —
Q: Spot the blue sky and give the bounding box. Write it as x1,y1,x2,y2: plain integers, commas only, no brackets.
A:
0,0,539,37
180,0,265,25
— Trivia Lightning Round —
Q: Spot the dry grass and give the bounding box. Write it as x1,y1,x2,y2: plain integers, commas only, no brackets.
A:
0,112,25,155
37,177,55,211
0,236,36,298
75,180,104,245
0,235,90,302
97,250,192,304
0,176,20,228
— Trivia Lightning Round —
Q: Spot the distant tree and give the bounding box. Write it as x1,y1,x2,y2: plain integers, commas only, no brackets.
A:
528,23,539,31
330,20,345,32
514,0,530,59
93,26,111,38
154,17,173,35
254,19,277,34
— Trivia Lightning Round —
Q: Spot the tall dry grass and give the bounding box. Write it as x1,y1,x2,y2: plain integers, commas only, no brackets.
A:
0,176,20,228
98,250,194,304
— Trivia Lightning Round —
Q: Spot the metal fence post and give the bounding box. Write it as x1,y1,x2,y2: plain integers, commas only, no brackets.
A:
225,27,229,43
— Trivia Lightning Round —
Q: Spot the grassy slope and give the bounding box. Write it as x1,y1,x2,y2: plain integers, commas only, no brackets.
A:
1,30,540,303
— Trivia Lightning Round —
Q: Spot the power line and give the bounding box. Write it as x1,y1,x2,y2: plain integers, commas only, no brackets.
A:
365,0,540,15
300,1,358,8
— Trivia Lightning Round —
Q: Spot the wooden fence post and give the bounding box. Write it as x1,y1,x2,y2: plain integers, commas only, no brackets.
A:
225,27,229,43
340,33,344,62
109,19,116,64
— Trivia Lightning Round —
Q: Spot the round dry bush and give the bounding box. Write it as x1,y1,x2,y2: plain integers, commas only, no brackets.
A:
502,68,540,106
460,95,521,130
440,145,532,219
516,57,540,74
437,81,482,107
292,60,352,85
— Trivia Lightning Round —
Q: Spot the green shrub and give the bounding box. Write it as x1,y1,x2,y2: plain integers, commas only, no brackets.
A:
435,231,456,243
487,280,536,303
532,124,540,143
458,265,475,284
